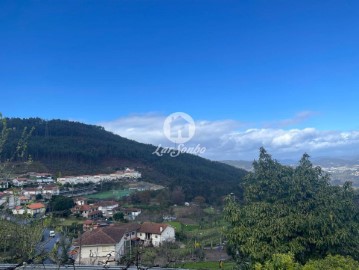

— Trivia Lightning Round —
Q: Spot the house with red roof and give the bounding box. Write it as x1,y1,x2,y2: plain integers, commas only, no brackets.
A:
12,202,46,216
75,223,140,265
71,204,101,219
138,222,175,247
26,202,46,216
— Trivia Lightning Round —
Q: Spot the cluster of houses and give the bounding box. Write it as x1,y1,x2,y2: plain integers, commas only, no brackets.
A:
12,202,46,216
73,222,175,265
57,168,141,185
0,172,54,188
0,170,177,266
71,197,142,221
1,185,59,216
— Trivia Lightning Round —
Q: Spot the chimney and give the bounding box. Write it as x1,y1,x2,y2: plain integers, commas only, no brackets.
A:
160,226,163,232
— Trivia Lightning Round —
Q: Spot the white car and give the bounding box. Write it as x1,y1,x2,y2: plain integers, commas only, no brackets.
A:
49,230,55,237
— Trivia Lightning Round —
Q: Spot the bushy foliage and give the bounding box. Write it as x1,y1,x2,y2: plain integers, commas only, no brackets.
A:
48,195,75,216
303,255,359,270
255,253,301,270
224,148,359,265
256,254,359,270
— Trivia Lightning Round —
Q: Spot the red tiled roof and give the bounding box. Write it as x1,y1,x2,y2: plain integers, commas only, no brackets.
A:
27,203,45,210
76,224,140,246
139,222,168,235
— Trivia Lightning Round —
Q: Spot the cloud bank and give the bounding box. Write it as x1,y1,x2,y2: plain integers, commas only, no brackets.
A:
99,113,359,161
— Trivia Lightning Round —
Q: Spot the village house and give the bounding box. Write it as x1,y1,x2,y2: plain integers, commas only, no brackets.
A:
27,202,46,216
121,207,142,220
12,202,46,217
83,220,112,232
19,195,30,205
71,204,102,219
57,168,141,185
95,201,119,218
12,205,26,215
76,222,176,264
0,192,8,206
74,197,88,206
22,187,42,198
0,180,9,189
75,223,140,265
137,222,175,247
12,177,30,187
22,185,60,199
41,185,60,197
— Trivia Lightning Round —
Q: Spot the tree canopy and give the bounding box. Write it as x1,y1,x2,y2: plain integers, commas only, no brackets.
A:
224,148,359,266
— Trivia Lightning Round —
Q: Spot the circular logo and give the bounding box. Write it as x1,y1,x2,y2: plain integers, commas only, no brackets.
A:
163,112,196,144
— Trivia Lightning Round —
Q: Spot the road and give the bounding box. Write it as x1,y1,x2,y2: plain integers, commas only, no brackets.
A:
37,228,61,264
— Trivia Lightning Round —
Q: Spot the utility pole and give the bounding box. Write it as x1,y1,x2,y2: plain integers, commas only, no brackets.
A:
78,231,82,265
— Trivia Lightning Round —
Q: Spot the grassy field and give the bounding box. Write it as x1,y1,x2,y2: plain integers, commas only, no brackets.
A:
176,261,236,270
86,189,133,200
169,221,200,232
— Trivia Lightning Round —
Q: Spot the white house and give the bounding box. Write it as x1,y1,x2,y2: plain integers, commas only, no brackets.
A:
95,201,119,218
22,187,42,198
0,180,9,189
121,207,142,220
74,197,88,206
75,223,140,265
12,206,26,215
12,178,29,187
12,202,46,216
137,222,175,247
57,168,141,185
41,185,60,197
0,192,8,206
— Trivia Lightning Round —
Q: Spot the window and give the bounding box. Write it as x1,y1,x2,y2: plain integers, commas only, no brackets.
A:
132,232,135,235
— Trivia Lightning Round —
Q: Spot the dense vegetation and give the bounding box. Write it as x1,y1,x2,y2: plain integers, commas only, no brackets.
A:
224,148,359,268
1,117,247,202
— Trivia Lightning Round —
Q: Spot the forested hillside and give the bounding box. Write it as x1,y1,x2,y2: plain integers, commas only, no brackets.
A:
1,118,247,202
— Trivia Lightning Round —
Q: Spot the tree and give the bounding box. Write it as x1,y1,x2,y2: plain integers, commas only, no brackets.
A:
255,253,301,270
224,148,359,266
50,234,73,266
171,186,185,205
0,114,43,264
113,212,125,221
303,255,359,270
193,195,206,206
49,195,74,216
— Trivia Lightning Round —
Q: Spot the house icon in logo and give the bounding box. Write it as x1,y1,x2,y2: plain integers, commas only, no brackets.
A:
163,112,195,144
169,115,191,139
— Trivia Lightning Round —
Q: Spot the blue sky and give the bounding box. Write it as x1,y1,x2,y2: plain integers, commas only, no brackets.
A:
1,1,359,160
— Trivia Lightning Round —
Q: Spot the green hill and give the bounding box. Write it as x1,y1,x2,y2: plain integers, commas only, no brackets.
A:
2,118,247,203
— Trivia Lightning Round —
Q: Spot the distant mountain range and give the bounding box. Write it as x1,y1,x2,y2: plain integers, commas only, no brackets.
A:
222,157,359,187
1,118,247,202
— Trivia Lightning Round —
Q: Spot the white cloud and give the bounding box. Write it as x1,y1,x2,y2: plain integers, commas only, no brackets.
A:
99,113,359,161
